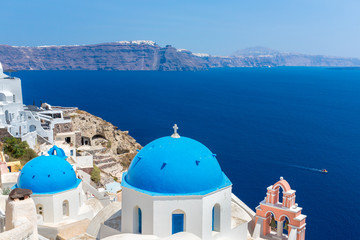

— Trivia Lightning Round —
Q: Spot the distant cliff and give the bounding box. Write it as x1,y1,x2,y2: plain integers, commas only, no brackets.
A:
0,41,359,71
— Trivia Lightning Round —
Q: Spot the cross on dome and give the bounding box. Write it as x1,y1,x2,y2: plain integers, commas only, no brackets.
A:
171,124,180,138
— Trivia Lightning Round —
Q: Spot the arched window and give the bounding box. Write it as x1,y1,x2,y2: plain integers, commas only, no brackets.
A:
0,93,6,102
273,184,285,204
36,204,44,216
63,200,69,217
29,125,36,132
212,204,220,232
172,209,185,234
268,212,276,232
278,186,284,204
5,110,10,124
279,215,290,236
134,206,142,234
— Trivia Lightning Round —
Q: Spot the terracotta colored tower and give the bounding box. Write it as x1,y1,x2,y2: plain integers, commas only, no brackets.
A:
253,177,306,240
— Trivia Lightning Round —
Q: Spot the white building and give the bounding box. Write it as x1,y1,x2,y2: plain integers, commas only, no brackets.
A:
0,62,27,137
119,126,247,240
0,62,76,148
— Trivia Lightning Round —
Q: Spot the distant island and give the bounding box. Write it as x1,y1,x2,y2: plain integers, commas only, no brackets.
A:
1,41,360,71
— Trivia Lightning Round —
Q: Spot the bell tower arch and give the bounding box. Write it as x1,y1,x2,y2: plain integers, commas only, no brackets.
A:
253,177,307,240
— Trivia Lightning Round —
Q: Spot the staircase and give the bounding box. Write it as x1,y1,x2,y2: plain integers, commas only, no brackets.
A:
92,150,123,180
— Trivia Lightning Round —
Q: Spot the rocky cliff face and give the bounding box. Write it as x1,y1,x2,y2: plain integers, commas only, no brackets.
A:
1,41,360,71
0,41,210,71
69,110,142,185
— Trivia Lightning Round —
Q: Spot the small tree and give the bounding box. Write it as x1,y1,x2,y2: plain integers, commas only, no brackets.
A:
91,165,101,184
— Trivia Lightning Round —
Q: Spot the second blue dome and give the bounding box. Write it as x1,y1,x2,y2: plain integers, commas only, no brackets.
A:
15,155,80,194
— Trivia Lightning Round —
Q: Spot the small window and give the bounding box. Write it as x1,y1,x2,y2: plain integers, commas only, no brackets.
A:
212,204,221,232
13,95,15,103
134,206,142,234
36,204,44,216
138,208,142,233
63,200,69,217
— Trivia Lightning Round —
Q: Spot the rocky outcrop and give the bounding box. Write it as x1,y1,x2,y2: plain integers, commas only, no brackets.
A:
68,110,141,183
1,42,360,71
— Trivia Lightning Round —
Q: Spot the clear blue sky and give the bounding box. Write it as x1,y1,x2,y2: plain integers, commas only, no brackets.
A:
1,0,359,57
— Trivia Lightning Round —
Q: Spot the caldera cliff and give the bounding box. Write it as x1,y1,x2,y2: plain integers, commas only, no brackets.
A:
1,41,360,71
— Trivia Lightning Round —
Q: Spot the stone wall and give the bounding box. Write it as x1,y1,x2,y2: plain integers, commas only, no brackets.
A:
0,128,11,142
53,122,73,140
36,135,49,145
78,167,93,175
75,131,82,148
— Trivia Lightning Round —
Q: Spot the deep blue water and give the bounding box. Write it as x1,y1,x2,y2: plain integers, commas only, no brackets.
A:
16,68,360,239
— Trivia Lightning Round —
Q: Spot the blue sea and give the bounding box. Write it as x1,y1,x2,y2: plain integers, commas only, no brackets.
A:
16,68,360,239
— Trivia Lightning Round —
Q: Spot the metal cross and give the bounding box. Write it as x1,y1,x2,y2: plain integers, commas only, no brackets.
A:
171,124,180,138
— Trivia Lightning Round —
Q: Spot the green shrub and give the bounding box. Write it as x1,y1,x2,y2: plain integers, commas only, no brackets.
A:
3,137,28,158
91,165,101,184
20,148,38,165
3,137,37,165
2,187,11,195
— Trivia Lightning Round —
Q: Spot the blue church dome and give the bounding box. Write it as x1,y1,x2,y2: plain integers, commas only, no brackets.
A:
15,154,81,194
122,136,231,195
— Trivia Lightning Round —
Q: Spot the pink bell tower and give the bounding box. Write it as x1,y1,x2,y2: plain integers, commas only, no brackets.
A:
253,177,307,240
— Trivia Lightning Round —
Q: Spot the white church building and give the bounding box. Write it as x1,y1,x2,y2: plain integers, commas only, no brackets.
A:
119,126,248,240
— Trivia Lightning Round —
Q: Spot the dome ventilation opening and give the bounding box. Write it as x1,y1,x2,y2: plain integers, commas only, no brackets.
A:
195,160,200,166
132,156,142,168
161,162,167,170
